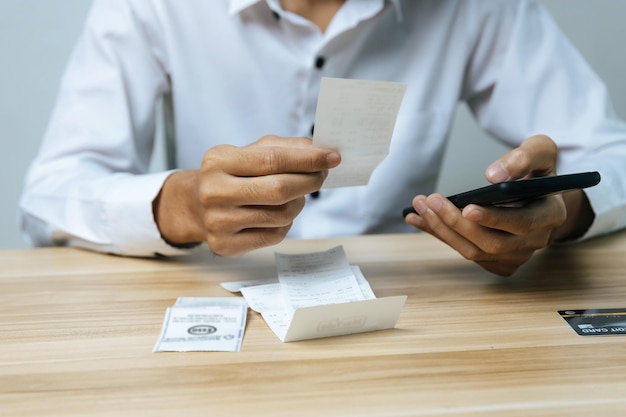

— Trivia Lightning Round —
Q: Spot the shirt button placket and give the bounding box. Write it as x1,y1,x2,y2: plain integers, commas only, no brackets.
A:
309,51,326,201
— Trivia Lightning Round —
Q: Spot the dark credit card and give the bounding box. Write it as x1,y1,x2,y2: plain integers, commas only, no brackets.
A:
559,308,626,336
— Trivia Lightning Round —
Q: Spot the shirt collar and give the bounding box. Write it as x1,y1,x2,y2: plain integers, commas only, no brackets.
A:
228,0,403,22
228,0,261,16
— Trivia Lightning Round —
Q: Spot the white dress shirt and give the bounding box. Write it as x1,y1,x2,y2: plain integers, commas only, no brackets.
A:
19,0,626,256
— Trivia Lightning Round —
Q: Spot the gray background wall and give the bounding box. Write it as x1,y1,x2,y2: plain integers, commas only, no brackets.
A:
1,1,625,249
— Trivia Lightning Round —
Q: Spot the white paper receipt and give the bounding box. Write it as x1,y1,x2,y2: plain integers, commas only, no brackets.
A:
313,77,407,188
153,297,248,352
275,245,365,312
222,245,406,343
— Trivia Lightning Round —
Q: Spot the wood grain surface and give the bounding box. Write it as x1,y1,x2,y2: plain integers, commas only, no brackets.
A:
1,232,626,416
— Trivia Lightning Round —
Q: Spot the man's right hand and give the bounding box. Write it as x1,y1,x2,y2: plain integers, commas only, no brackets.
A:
153,135,341,256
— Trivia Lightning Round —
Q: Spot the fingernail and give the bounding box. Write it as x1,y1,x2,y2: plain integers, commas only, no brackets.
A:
487,162,510,183
326,152,341,167
415,200,428,215
428,197,443,213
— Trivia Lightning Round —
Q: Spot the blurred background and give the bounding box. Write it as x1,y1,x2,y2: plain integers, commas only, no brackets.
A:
1,0,625,249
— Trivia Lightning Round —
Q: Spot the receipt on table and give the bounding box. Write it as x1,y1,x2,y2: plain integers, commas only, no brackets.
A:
313,77,407,188
222,245,406,343
275,246,365,312
153,297,248,352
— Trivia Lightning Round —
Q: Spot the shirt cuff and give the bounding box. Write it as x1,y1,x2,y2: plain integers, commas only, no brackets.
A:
101,170,201,257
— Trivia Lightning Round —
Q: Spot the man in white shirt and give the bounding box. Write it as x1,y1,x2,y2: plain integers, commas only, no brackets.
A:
18,0,626,276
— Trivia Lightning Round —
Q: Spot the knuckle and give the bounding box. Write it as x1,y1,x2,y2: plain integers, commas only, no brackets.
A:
444,212,461,229
206,236,235,257
251,227,290,250
509,148,532,168
203,215,221,233
257,202,302,227
240,178,292,204
241,181,265,201
203,211,230,236
459,245,484,262
202,145,231,170
256,134,281,146
241,176,290,204
535,134,558,153
197,182,222,208
252,210,277,226
264,178,292,202
525,214,544,232
482,237,508,255
263,148,285,172
310,152,328,171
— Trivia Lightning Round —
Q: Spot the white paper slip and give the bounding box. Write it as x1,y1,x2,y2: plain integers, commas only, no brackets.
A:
257,296,407,343
283,296,407,342
275,245,364,312
260,309,292,342
237,245,405,342
153,297,248,352
352,266,376,300
220,278,278,293
313,77,407,188
240,282,285,313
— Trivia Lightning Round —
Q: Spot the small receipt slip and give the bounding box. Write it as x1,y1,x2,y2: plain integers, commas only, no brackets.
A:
559,308,626,336
313,77,407,188
153,297,248,352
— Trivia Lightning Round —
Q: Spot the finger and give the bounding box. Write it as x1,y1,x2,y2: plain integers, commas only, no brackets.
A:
207,225,293,257
411,195,539,276
203,144,341,177
411,195,489,261
461,195,566,238
423,194,541,259
486,134,558,183
201,171,326,206
236,199,306,229
204,199,304,234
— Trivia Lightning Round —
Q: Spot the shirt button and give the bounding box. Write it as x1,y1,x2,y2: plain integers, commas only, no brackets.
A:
314,56,325,69
310,124,315,136
271,11,280,20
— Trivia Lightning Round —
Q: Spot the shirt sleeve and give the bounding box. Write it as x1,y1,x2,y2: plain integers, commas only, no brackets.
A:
463,0,626,240
18,0,193,256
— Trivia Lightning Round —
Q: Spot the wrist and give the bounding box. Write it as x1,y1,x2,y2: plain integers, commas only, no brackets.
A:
152,170,206,246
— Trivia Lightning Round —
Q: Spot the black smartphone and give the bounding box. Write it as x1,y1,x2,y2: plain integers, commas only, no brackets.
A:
402,171,601,217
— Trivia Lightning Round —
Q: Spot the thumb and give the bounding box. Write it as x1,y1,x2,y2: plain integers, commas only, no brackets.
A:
486,134,558,183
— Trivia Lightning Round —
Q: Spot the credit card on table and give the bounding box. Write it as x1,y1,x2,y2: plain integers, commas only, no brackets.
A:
558,308,626,336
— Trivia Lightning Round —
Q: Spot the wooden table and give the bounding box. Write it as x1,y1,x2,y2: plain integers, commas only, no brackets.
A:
1,232,626,416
